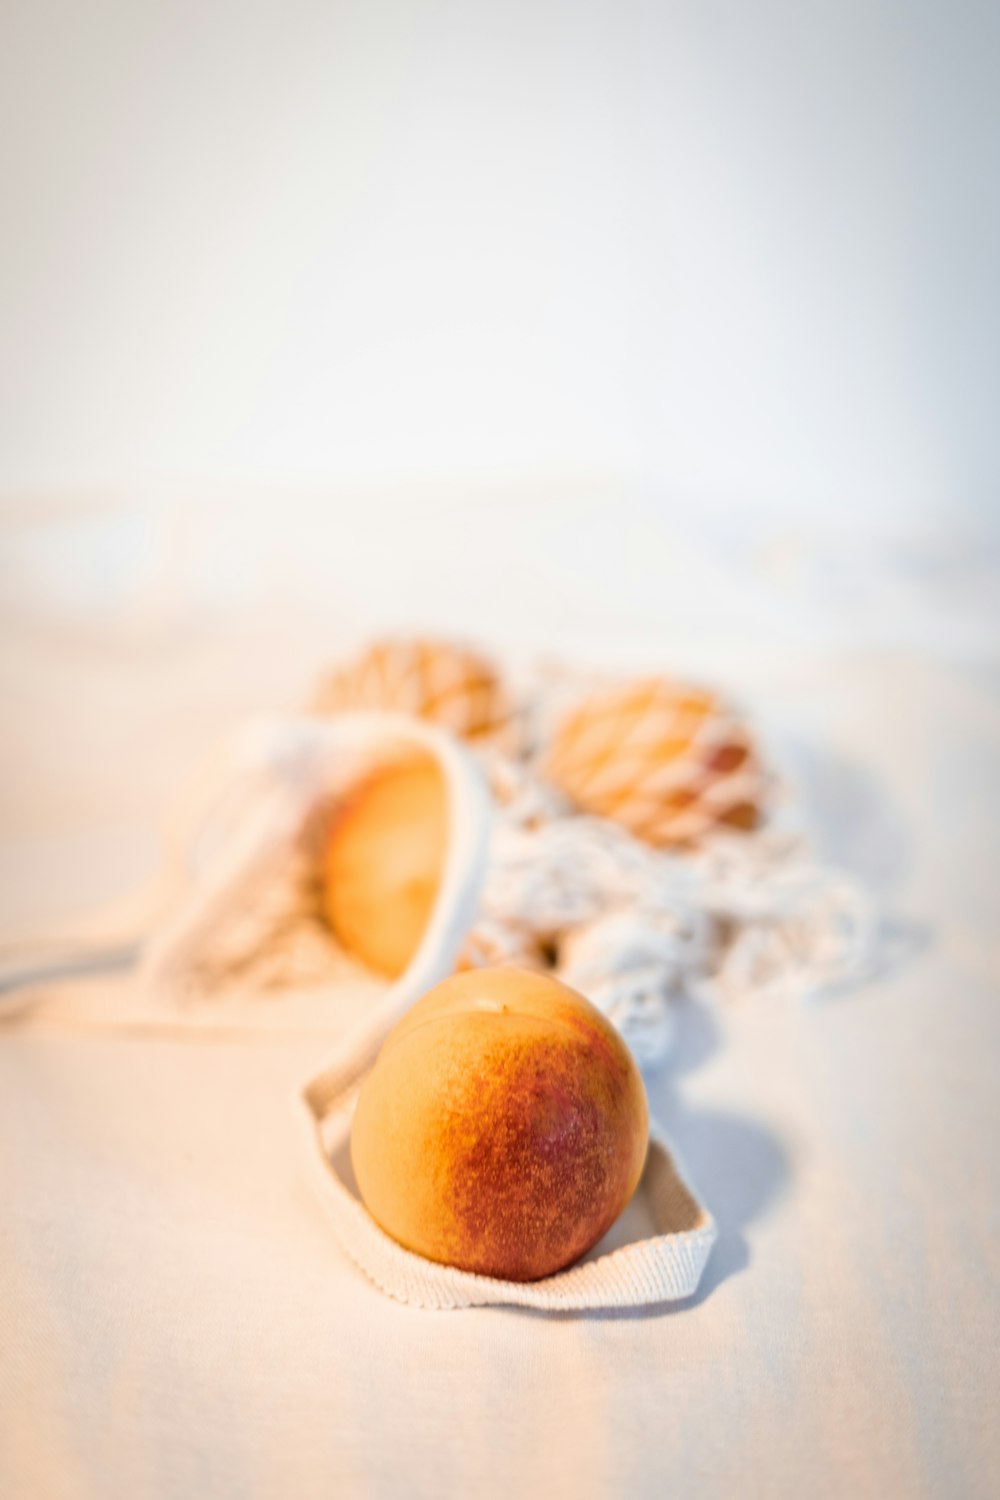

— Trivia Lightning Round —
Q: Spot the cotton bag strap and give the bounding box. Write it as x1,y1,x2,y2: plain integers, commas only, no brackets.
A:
299,768,717,1313
299,1044,717,1312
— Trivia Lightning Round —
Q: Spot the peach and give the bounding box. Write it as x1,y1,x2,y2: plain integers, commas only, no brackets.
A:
314,636,509,742
545,676,761,847
321,755,448,979
351,968,649,1281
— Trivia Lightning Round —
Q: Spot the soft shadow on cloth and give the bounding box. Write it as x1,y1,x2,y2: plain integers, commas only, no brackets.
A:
647,1002,789,1310
787,738,930,996
485,1000,789,1325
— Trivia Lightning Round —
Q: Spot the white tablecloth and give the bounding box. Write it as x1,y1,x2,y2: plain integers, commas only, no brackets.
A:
1,511,998,1499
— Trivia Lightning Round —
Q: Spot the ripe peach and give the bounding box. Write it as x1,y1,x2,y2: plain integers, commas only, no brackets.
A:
545,676,761,846
351,968,649,1281
321,755,448,979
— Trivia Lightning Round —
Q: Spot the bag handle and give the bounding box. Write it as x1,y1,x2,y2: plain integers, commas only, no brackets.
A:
298,1056,718,1312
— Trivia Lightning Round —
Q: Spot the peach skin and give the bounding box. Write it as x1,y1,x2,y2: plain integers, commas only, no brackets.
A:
351,968,649,1281
321,755,448,979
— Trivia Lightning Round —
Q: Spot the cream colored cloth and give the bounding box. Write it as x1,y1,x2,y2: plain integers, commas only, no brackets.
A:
2,631,998,1498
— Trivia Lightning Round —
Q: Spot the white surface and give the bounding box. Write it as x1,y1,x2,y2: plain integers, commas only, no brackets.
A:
1,0,998,528
1,547,999,1496
2,2,998,1483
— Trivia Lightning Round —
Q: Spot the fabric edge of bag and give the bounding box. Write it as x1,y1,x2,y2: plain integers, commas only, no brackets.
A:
298,1072,718,1313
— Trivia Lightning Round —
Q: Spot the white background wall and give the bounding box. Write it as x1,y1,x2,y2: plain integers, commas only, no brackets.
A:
1,0,998,931
1,0,998,535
